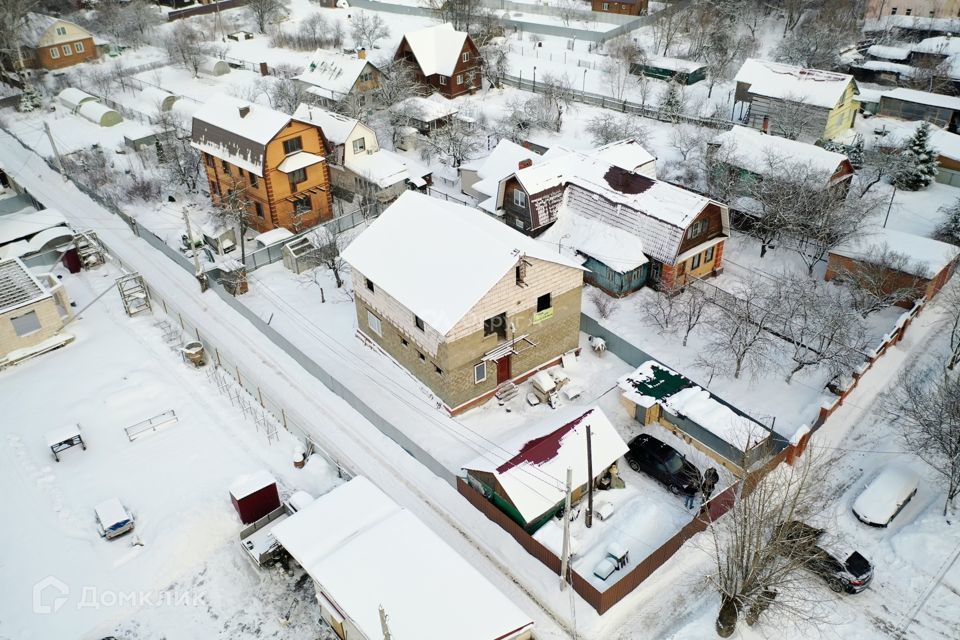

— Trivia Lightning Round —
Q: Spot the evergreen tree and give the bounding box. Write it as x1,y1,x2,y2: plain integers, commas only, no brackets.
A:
659,80,685,123
154,138,166,164
17,85,42,112
894,123,939,191
939,198,960,244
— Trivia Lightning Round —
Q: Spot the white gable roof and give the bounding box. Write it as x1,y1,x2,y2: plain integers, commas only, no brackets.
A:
468,139,543,203
342,191,583,334
883,87,960,112
539,206,649,274
590,138,657,173
272,477,534,640
830,227,960,277
712,126,848,178
401,23,469,77
462,406,628,524
293,103,359,144
295,49,372,100
735,58,855,109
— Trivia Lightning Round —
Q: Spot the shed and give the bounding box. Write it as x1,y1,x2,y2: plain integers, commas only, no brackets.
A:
77,102,122,127
878,88,960,132
139,87,178,112
632,56,707,84
282,236,321,274
229,470,281,524
254,227,294,249
462,406,628,532
57,87,97,112
199,58,231,77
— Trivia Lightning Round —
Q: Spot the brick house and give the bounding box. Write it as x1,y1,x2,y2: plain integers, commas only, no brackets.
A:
343,191,584,415
591,0,647,15
865,0,960,18
394,23,481,98
295,48,382,111
14,13,98,71
0,258,73,365
191,95,333,234
491,139,726,295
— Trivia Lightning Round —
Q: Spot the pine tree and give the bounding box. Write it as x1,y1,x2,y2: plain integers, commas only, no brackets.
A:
939,198,960,244
894,123,939,191
17,85,42,112
154,138,166,164
660,80,684,123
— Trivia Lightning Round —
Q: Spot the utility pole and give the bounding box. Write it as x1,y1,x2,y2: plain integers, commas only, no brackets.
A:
181,208,208,291
379,604,393,640
560,466,573,591
883,184,897,228
43,122,67,181
585,424,594,528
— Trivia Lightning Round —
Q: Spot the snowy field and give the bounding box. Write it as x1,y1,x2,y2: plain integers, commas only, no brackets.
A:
0,263,342,640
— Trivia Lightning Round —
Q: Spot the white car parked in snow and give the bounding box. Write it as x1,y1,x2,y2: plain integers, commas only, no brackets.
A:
95,498,135,539
852,466,920,527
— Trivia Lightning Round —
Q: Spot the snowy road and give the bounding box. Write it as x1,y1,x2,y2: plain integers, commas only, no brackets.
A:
0,130,592,638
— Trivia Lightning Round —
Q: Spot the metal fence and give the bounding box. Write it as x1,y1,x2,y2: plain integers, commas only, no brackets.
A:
167,0,248,21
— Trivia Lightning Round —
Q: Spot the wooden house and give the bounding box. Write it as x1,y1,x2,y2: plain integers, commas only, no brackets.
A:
0,258,74,366
459,139,543,211
734,59,859,142
272,476,535,640
295,49,381,110
591,0,647,15
394,23,481,98
191,95,333,235
825,227,960,305
342,191,584,415
391,94,460,135
462,406,629,533
12,13,98,71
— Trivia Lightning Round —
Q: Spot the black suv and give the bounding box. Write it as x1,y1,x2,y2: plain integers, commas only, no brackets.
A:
777,521,874,594
624,433,702,495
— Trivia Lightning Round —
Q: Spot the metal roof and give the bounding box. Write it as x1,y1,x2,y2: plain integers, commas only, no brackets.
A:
0,258,48,315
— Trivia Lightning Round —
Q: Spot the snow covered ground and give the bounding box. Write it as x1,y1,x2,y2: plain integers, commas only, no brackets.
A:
0,263,342,640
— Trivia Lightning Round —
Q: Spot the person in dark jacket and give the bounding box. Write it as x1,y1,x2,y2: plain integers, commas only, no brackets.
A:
684,480,699,509
701,467,719,504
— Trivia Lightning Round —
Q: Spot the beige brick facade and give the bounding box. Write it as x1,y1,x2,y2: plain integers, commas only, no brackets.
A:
0,274,72,359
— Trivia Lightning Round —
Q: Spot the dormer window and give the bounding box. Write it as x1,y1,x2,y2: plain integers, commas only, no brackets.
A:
352,138,366,153
513,189,527,208
687,219,707,240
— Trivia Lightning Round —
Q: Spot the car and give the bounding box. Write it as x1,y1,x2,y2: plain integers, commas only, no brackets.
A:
624,433,702,495
852,465,920,527
94,498,134,540
777,521,874,594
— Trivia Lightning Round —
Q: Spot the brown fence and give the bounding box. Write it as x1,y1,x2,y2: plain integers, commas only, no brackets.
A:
167,0,248,21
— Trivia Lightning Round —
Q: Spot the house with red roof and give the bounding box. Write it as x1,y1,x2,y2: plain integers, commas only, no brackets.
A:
393,23,481,98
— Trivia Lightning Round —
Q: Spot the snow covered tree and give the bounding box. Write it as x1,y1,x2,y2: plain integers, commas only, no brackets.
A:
163,23,205,77
247,0,288,34
602,37,639,101
698,276,776,379
350,11,390,52
833,244,930,317
481,40,509,89
17,85,41,112
937,198,960,244
586,114,650,147
659,79,685,123
894,123,939,191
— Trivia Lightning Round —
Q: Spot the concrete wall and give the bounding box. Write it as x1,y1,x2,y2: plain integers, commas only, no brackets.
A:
0,295,66,357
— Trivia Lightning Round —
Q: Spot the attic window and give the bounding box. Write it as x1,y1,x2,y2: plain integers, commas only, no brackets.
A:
516,261,527,285
462,51,470,63
513,189,527,208
365,278,375,293
55,26,67,35
484,312,507,339
687,219,707,240
352,138,366,154
283,137,303,155
414,315,425,331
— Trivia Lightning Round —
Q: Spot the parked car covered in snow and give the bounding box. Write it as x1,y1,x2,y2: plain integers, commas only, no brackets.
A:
624,433,702,495
852,466,920,527
777,521,874,593
95,498,134,539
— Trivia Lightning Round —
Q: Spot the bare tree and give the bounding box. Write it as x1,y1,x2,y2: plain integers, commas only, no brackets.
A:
699,277,776,379
350,11,390,52
535,72,574,132
0,0,39,75
644,286,678,333
677,285,710,347
247,0,288,34
832,244,930,317
671,125,704,163
887,367,960,516
943,283,960,370
418,117,483,168
710,453,830,637
481,40,509,88
375,59,427,109
586,113,650,147
651,3,687,56
163,22,205,77
788,190,876,276
857,145,909,198
310,224,348,288
775,17,842,69
211,184,255,264
702,28,750,99
589,289,616,319
602,37,639,101
154,107,202,193
268,76,310,114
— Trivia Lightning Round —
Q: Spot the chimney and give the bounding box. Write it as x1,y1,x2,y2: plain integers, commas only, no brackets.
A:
239,105,251,118
761,115,770,134
518,158,533,170
358,47,366,60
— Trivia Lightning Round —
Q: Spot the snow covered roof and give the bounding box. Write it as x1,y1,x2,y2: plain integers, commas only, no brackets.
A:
342,191,583,335
254,227,294,247
276,151,324,174
0,226,74,260
0,258,50,315
295,49,374,100
466,139,543,200
44,423,81,448
712,126,849,178
539,202,649,273
190,95,295,176
393,94,459,122
462,407,628,524
400,23,470,77
856,60,916,76
590,138,657,173
77,102,121,126
618,361,770,453
272,476,534,640
829,227,960,277
229,470,276,500
882,87,960,112
57,88,97,112
19,13,88,46
0,207,68,246
735,58,855,109
347,148,410,188
866,44,911,61
645,56,707,72
292,104,359,145
911,35,960,55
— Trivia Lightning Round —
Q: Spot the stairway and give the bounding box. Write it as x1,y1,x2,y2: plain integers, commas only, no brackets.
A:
495,381,519,403
116,273,152,316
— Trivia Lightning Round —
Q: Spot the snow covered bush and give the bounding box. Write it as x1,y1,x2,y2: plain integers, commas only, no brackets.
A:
585,114,650,147
937,198,960,244
894,123,939,191
589,290,617,319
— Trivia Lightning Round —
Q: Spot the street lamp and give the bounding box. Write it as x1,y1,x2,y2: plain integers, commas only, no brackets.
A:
533,66,537,93
582,68,587,98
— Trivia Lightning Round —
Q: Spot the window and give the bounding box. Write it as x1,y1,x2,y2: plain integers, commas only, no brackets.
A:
457,74,463,85
49,47,59,59
75,41,84,53
367,310,382,336
691,253,701,269
249,171,258,188
283,137,303,155
439,75,448,85
687,219,707,239
418,351,426,361
435,365,443,376
705,246,715,262
414,315,425,331
484,312,507,339
289,167,307,191
905,8,912,15
603,2,609,9
537,293,552,312
62,44,72,55
254,202,264,218
365,278,375,293
513,189,527,208
56,26,67,35
462,51,470,63
11,310,41,336
514,217,525,229
400,337,408,347
352,138,366,154
205,155,215,168
221,159,231,175
474,362,487,384
293,196,311,215
890,7,897,14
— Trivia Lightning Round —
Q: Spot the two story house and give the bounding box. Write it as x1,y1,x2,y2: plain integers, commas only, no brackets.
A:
591,0,648,15
14,13,98,71
394,23,481,98
343,191,584,414
295,49,381,111
734,59,859,142
191,95,333,234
